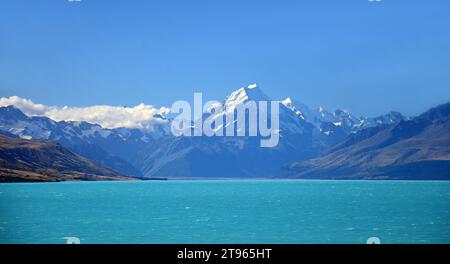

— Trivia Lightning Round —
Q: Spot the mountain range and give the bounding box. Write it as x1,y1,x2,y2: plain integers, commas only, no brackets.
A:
1,84,448,181
285,102,450,180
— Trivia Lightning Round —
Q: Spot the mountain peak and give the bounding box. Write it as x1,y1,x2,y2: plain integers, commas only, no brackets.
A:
0,105,29,121
242,84,270,100
224,84,271,110
417,102,450,121
282,97,293,106
247,83,258,89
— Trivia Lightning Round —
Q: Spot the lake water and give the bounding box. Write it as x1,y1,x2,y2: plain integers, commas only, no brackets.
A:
0,180,449,244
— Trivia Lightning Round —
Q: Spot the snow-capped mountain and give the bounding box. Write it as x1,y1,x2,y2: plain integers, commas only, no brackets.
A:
0,84,407,178
205,84,313,136
281,97,406,145
134,84,318,178
356,111,406,130
0,105,168,177
223,84,271,109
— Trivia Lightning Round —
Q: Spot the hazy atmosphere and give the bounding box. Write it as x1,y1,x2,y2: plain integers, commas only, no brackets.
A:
1,0,449,117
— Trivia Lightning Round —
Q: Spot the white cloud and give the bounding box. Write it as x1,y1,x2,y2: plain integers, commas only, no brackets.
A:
0,96,48,116
0,96,170,129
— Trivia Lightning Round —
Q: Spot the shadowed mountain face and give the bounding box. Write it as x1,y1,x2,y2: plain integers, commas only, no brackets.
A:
285,103,450,180
0,134,136,182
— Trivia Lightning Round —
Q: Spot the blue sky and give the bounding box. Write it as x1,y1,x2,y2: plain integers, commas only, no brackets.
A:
0,0,449,117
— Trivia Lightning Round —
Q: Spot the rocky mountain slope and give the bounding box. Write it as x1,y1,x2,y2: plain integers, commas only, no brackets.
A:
0,134,137,182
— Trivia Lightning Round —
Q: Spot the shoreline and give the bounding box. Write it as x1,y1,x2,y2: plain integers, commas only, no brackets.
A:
1,178,450,184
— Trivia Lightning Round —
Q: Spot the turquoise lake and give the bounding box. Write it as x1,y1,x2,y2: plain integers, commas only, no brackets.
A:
0,180,449,244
